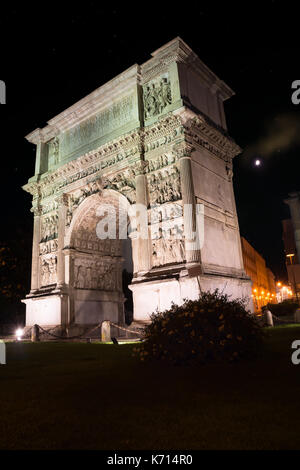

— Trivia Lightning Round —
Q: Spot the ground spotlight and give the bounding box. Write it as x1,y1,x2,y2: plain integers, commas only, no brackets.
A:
16,328,24,341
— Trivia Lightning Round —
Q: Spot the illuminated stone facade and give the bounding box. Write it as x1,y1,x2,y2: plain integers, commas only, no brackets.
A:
22,37,253,331
241,237,277,310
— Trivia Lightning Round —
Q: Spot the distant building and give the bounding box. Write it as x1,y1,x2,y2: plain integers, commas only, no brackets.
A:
282,192,300,300
267,268,276,296
241,237,277,311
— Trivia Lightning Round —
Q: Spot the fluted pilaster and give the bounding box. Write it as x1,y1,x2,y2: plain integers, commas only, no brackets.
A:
173,141,201,266
134,161,151,273
56,194,68,288
30,205,41,292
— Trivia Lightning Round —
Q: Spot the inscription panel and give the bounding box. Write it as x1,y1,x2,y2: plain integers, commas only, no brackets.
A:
54,94,136,164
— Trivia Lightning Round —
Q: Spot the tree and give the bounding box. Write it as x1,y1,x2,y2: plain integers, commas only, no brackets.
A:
0,233,31,325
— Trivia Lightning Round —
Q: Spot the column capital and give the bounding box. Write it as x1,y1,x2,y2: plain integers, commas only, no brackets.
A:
30,205,42,217
132,160,149,176
225,163,233,182
172,141,195,160
55,193,69,207
284,192,300,206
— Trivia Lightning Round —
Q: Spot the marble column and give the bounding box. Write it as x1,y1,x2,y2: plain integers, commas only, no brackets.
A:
35,142,48,176
30,205,41,293
285,192,300,259
174,141,201,266
134,161,151,273
56,194,68,288
226,161,244,273
63,248,75,324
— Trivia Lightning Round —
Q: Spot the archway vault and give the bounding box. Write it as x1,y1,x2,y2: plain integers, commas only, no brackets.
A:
64,189,133,326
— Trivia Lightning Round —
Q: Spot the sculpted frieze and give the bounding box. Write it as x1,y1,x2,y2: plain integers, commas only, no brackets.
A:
147,165,181,206
40,254,57,286
73,229,122,257
41,200,58,215
102,169,137,204
41,214,58,242
143,119,184,153
146,153,176,173
65,179,102,226
74,258,121,291
143,74,172,119
149,202,183,224
152,224,185,267
39,239,58,255
48,136,60,167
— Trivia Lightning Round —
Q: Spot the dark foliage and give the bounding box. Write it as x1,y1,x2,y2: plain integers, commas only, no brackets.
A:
133,290,264,365
267,300,299,317
0,234,31,326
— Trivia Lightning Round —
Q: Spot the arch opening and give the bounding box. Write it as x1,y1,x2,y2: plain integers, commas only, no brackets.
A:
66,190,133,327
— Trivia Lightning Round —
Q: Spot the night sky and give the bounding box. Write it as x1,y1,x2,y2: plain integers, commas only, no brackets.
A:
0,1,299,282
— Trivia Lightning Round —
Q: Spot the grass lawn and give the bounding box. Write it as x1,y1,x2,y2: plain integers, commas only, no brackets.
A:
1,325,300,450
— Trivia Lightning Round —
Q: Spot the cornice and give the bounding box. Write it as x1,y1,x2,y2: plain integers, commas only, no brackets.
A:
23,107,241,201
284,192,300,206
25,64,141,144
23,128,143,198
25,38,235,149
174,107,241,160
141,37,234,100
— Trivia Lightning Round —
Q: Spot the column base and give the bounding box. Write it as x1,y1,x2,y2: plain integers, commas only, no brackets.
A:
130,271,254,321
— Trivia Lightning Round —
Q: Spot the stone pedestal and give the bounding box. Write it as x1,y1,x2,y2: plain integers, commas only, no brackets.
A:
101,321,111,342
31,324,40,342
130,272,253,321
264,309,274,327
294,308,300,323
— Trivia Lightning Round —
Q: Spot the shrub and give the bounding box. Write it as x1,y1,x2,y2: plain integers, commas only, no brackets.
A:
267,300,299,317
133,290,263,365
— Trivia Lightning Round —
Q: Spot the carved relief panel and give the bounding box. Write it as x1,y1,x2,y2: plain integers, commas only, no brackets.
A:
40,254,57,286
152,222,185,267
73,256,122,292
39,212,59,284
147,164,181,206
65,179,102,227
149,202,185,267
48,137,60,168
143,73,172,119
73,226,122,256
41,214,58,241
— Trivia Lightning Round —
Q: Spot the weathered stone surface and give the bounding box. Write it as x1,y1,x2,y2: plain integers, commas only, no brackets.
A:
22,38,253,331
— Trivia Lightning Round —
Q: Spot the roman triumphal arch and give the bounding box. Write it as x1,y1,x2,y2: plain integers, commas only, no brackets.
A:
22,38,253,333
